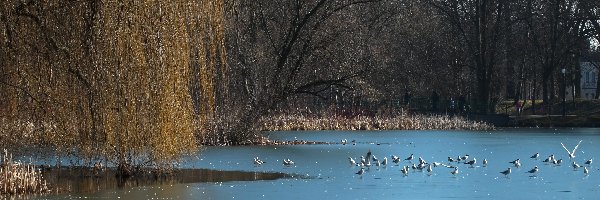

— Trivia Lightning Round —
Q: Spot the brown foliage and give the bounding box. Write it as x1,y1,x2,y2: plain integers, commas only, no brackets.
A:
0,0,225,171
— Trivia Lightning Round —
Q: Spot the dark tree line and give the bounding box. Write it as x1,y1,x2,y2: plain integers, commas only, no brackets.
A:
221,0,600,120
1,0,599,150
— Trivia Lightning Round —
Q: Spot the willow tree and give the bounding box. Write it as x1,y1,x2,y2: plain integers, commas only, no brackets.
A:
0,0,225,174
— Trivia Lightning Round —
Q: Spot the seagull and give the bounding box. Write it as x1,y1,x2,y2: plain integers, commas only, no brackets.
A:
427,164,433,174
451,167,459,176
482,159,488,166
360,156,366,165
356,168,365,176
381,157,388,166
572,162,581,170
372,155,379,162
460,154,469,162
405,154,414,162
401,166,409,176
542,155,554,163
500,168,512,177
341,139,348,145
253,157,264,166
561,140,582,160
364,160,372,168
509,159,521,168
448,156,455,163
553,159,563,165
392,155,400,165
527,166,539,175
348,157,356,166
366,150,373,162
417,162,427,170
464,158,476,167
530,153,539,159
418,157,427,165
584,167,589,175
283,159,294,166
432,162,444,167
584,159,592,166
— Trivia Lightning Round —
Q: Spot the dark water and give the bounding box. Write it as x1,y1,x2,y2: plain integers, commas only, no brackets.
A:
34,128,600,199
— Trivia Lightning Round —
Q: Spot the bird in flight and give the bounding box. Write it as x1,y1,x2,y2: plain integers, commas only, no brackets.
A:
561,140,582,160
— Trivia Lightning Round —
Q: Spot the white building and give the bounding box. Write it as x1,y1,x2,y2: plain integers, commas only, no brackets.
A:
567,62,599,100
581,62,598,99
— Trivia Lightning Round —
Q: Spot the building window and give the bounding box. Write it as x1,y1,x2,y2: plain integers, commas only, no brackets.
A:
586,71,590,83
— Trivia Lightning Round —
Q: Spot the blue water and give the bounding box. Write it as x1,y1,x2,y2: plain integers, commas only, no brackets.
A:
38,128,600,199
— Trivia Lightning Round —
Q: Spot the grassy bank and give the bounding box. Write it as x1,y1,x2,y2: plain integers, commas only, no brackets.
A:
498,99,600,127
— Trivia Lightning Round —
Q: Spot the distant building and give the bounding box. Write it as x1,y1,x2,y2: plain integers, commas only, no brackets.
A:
567,61,599,100
581,62,599,99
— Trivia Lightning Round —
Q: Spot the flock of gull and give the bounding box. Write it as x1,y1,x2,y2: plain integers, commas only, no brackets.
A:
251,139,593,179
345,139,593,178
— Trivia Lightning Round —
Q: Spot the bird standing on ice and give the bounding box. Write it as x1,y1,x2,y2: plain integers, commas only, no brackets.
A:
283,159,294,166
500,168,511,177
448,156,455,163
401,166,409,176
464,158,476,167
584,159,592,166
572,162,581,170
530,153,539,159
348,157,356,166
450,167,459,176
253,157,264,166
527,166,538,175
356,168,365,176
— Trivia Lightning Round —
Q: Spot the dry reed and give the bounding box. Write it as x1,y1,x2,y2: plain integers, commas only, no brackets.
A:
258,114,493,131
0,149,49,196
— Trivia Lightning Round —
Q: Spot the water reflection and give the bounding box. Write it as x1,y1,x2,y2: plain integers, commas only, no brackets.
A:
41,168,288,195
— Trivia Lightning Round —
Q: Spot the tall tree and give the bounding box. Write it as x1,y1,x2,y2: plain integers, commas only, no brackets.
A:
0,0,226,173
223,0,384,143
429,0,508,113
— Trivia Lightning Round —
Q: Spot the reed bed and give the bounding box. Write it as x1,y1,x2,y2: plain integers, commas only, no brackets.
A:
1,149,50,196
258,114,493,131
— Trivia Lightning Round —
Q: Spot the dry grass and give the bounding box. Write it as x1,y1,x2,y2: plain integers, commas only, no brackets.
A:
1,149,50,196
258,114,493,131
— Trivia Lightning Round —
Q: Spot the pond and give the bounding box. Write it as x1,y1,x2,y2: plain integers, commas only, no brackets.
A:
35,128,599,199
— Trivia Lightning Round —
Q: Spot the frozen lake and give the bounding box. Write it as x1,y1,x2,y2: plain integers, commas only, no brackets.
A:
37,128,600,199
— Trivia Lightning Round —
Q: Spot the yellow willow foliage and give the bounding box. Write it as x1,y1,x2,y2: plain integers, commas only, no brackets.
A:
93,1,225,165
0,0,226,168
